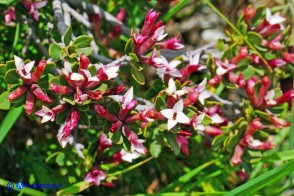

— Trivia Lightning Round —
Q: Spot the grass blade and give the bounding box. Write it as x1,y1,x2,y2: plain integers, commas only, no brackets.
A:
161,0,189,22
161,159,218,192
0,107,23,144
226,160,294,196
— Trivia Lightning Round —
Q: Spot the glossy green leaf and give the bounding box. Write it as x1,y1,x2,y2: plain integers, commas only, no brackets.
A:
4,69,21,84
131,66,145,85
79,111,90,126
72,35,93,48
165,132,180,155
150,141,162,158
0,91,10,110
49,43,63,60
75,47,93,56
247,31,263,45
63,26,72,46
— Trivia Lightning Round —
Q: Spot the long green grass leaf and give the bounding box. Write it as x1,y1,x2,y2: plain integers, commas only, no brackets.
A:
161,159,218,192
161,0,189,22
226,160,294,196
0,107,23,144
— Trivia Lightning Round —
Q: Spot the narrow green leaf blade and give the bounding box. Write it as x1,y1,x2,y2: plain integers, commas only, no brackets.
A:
0,107,23,144
63,26,72,46
227,160,294,196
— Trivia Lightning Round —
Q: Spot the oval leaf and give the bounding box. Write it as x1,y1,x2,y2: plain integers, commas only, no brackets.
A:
72,35,93,48
131,66,145,85
49,43,63,60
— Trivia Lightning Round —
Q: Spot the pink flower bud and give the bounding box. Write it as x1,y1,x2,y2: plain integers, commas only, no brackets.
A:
204,126,223,137
8,85,28,101
236,170,249,182
116,8,126,21
268,58,286,67
31,59,46,83
244,6,256,23
208,75,222,86
176,135,189,156
104,85,124,96
270,115,290,128
79,53,90,70
87,89,102,101
282,52,294,64
184,92,199,107
50,84,74,94
230,46,248,65
251,54,261,64
275,90,294,105
158,37,184,50
25,91,35,115
94,104,118,122
142,9,159,36
98,132,112,154
4,7,16,24
268,33,284,50
30,84,52,103
110,121,123,133
59,108,79,148
255,76,270,107
230,144,244,165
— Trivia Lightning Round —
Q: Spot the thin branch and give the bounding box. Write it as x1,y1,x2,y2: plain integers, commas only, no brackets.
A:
65,0,131,36
53,0,68,35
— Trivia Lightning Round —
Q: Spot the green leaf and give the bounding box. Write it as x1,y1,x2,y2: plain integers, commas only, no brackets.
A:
227,160,294,196
56,181,92,196
49,43,63,60
129,53,139,62
150,141,162,158
125,38,134,54
4,69,21,84
202,114,212,126
98,83,108,94
0,91,10,110
247,31,263,45
75,47,93,56
56,110,68,124
0,107,23,144
165,132,180,155
79,111,90,126
56,152,65,166
154,95,166,111
63,26,72,46
0,0,15,5
131,66,145,85
161,159,218,192
72,35,93,48
160,0,189,21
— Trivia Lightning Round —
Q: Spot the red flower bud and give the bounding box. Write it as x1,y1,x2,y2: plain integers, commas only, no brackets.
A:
50,84,74,94
79,53,90,70
30,84,52,103
230,144,244,165
25,91,35,115
104,85,124,96
94,104,118,122
31,59,46,83
8,85,28,101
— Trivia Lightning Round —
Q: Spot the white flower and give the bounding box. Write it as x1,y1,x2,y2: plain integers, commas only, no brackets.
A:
35,105,55,123
14,55,35,79
194,78,211,105
265,8,285,27
122,87,134,110
95,63,120,80
120,149,141,163
62,61,72,76
193,113,206,131
215,59,237,75
264,90,276,106
160,99,190,130
153,26,167,42
166,78,187,98
154,56,182,77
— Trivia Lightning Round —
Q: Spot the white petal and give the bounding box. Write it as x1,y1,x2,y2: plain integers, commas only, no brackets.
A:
175,112,190,124
198,91,211,105
157,68,166,75
121,149,141,162
71,73,84,81
173,99,184,112
14,55,24,71
64,61,72,73
167,78,176,95
196,113,206,123
24,61,35,73
196,124,205,131
211,114,224,124
197,78,207,92
168,60,181,69
122,87,133,109
34,1,48,9
167,119,177,130
265,8,271,21
170,69,182,77
160,109,175,119
190,52,200,65
41,115,53,123
216,66,227,75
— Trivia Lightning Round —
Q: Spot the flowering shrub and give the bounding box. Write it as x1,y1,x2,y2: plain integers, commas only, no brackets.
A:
0,0,293,195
